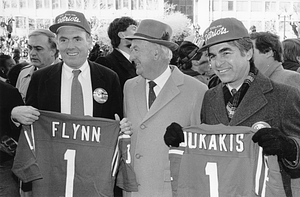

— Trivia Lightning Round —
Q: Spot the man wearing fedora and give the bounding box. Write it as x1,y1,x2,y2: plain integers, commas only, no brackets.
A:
123,19,207,196
165,18,300,196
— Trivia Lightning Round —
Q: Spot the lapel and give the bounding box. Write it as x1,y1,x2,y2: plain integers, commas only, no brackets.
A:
136,66,182,122
89,61,106,117
44,62,63,112
229,72,273,125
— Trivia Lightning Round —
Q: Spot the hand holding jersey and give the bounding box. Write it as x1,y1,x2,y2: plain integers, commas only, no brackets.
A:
164,122,184,147
253,128,297,161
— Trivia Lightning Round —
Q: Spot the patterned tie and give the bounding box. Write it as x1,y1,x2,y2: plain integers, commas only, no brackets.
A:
71,70,84,116
148,81,157,108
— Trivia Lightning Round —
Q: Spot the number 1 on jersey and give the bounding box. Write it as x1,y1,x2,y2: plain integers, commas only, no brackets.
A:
64,149,76,197
205,162,219,197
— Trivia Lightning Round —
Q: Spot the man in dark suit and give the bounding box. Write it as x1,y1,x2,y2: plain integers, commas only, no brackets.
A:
11,10,132,197
95,17,138,90
0,81,23,196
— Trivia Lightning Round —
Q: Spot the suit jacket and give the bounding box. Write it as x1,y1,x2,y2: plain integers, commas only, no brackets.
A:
264,62,300,92
201,71,300,197
0,81,23,163
26,60,123,119
123,66,208,197
95,49,137,90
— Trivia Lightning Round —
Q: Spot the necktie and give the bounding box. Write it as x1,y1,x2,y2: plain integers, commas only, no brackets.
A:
71,70,84,116
148,81,157,108
231,88,237,96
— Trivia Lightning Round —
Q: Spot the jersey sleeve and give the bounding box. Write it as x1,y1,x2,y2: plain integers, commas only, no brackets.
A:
12,125,42,183
116,134,138,192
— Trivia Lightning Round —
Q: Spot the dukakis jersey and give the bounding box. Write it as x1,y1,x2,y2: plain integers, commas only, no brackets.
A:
169,124,286,197
12,110,136,197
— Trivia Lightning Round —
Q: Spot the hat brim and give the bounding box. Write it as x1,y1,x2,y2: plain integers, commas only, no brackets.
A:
126,35,179,51
199,37,248,51
49,23,90,34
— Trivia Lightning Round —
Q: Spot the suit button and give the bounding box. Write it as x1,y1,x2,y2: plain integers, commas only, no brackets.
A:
140,124,146,129
135,154,142,159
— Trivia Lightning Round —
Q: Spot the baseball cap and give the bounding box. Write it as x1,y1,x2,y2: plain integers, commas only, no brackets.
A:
201,18,249,49
49,10,91,34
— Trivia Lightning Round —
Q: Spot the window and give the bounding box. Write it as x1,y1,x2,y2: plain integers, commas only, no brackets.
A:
20,0,26,8
28,0,34,8
16,16,26,28
265,1,276,12
12,0,17,8
2,0,10,9
294,2,300,13
29,18,35,30
44,0,50,8
222,1,233,11
251,1,262,12
68,0,75,9
116,0,121,9
60,0,67,9
279,2,291,13
52,0,59,9
212,0,219,11
131,0,137,10
236,1,248,12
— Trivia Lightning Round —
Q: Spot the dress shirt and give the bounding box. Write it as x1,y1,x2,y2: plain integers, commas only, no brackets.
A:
61,60,93,116
146,66,171,110
227,84,242,96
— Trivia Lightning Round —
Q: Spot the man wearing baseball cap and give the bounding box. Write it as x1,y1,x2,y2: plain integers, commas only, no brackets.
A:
123,19,207,197
165,18,300,196
12,10,134,196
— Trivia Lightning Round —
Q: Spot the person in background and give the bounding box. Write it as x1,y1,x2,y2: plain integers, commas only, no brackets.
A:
123,19,207,197
176,40,214,86
95,16,138,90
250,32,300,91
281,38,300,72
0,81,24,197
165,18,300,197
0,54,15,82
7,62,29,87
15,29,60,101
12,48,21,64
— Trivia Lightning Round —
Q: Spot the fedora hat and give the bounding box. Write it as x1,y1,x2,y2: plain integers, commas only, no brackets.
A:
125,19,179,51
50,10,91,34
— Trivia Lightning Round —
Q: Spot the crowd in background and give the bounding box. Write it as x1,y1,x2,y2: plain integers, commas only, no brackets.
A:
1,10,300,197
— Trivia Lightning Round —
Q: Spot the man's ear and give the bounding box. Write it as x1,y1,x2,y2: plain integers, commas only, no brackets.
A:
265,49,274,58
118,32,125,39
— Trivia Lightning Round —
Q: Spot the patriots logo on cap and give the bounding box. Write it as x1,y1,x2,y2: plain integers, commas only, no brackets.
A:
57,14,81,24
204,25,229,42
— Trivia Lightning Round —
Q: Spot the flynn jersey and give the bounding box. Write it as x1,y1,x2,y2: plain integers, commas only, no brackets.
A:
115,134,138,192
169,124,286,197
13,110,123,197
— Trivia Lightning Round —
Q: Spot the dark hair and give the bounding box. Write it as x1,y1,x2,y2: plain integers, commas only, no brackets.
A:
282,38,300,63
227,37,254,64
0,54,13,78
177,41,203,70
7,61,29,86
250,32,282,62
107,17,137,48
